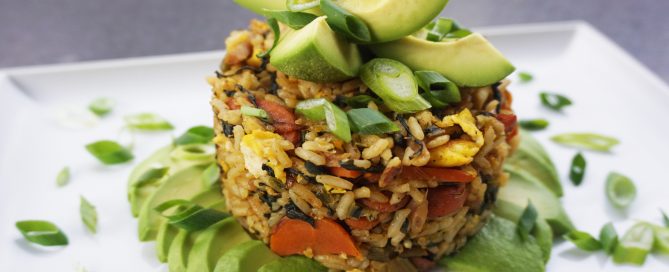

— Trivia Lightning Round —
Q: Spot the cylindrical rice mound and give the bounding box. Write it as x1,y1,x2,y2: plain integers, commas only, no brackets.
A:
210,20,519,271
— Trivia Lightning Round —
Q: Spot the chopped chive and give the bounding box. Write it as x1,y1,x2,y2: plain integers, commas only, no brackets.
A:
320,0,371,43
446,28,472,39
286,0,320,12
569,152,586,186
551,133,619,152
518,119,549,131
134,166,169,187
202,163,221,187
564,230,602,251
154,199,229,231
124,113,174,131
517,201,538,240
606,172,637,208
88,97,115,117
662,209,669,227
175,126,214,146
257,17,280,58
540,92,572,111
613,222,653,265
652,225,669,255
360,58,431,113
600,223,619,255
262,9,317,29
415,70,461,109
15,220,68,246
343,95,382,108
241,105,269,120
56,166,71,187
347,108,399,135
295,98,351,142
85,140,133,165
518,72,534,83
80,196,98,234
425,18,455,42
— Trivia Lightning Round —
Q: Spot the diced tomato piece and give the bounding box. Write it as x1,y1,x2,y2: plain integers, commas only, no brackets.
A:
496,113,517,134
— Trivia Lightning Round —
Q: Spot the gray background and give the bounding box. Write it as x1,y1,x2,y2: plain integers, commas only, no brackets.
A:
1,0,668,81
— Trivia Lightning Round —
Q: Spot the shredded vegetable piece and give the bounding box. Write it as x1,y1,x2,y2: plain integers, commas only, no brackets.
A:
425,18,455,42
85,140,134,165
124,113,174,131
154,199,229,231
80,196,98,234
518,119,549,131
320,0,371,43
600,222,619,255
415,70,461,108
202,163,221,187
56,166,71,187
518,72,533,83
88,97,115,117
134,166,169,187
295,98,351,142
565,230,602,251
175,126,214,146
360,58,431,113
286,0,319,12
517,201,538,240
606,172,636,208
347,108,399,135
652,224,669,255
15,220,69,246
540,92,572,111
241,105,269,120
257,17,280,58
569,152,586,186
263,9,317,29
551,132,619,152
613,222,653,265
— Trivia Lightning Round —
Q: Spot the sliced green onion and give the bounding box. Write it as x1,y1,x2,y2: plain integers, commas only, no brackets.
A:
415,70,461,109
662,209,669,227
551,133,620,152
85,140,134,165
360,59,431,113
425,18,454,42
88,97,115,117
170,144,216,164
175,126,215,146
124,113,174,131
257,17,280,58
613,222,653,265
56,166,71,187
517,201,538,240
606,172,637,208
564,230,602,251
569,152,586,186
518,72,533,83
320,0,371,43
518,119,549,131
202,163,221,187
15,220,68,246
600,222,619,255
343,95,382,108
446,28,472,39
80,196,98,234
262,9,318,29
347,108,399,135
540,92,572,111
287,0,319,12
134,166,169,187
155,199,229,231
241,105,269,120
296,98,351,142
652,225,669,254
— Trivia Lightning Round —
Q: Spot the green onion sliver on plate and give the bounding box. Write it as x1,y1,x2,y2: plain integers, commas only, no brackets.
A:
569,152,586,186
170,144,216,163
80,196,98,234
319,0,371,43
518,119,549,131
88,97,115,117
15,220,69,246
551,132,620,152
517,201,538,240
175,126,215,146
241,105,269,120
564,230,602,252
85,140,134,165
613,222,654,265
124,113,174,131
662,209,669,227
540,92,572,111
295,98,351,142
652,225,669,254
599,222,619,255
134,166,169,187
262,9,318,29
286,0,320,12
425,18,455,42
360,58,431,113
518,72,533,83
154,199,229,231
606,172,637,208
347,108,399,135
257,17,280,58
202,163,221,187
56,166,71,187
415,70,461,109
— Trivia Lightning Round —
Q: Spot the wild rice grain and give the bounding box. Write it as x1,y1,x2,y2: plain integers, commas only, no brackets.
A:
336,192,355,219
408,117,425,141
295,147,326,166
316,175,353,190
362,138,390,159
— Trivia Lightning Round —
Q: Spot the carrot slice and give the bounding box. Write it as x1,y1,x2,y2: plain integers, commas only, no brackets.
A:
257,99,300,144
360,194,410,213
344,217,379,230
314,218,361,258
269,218,316,256
225,97,241,110
329,167,363,179
427,185,469,218
400,167,474,183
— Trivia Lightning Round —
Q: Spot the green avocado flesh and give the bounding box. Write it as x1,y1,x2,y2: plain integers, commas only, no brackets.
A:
233,0,285,15
187,217,251,272
335,0,449,43
505,130,563,196
494,200,554,263
214,240,279,272
270,16,362,82
439,216,545,272
128,145,173,217
258,256,328,272
370,33,515,87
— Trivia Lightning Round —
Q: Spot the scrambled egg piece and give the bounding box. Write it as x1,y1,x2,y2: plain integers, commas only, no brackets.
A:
430,109,484,167
324,185,347,194
240,131,293,182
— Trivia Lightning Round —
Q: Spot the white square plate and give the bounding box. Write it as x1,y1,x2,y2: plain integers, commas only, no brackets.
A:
1,21,668,271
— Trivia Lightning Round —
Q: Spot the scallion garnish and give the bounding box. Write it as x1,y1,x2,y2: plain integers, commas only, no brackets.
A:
446,28,472,39
257,17,280,58
262,9,317,29
360,58,431,113
347,108,399,135
286,0,319,12
15,220,68,246
85,140,134,165
540,92,572,111
170,144,215,163
425,18,455,42
319,0,371,43
415,70,461,108
600,222,619,255
343,95,382,108
124,113,174,131
653,225,669,254
662,210,669,227
518,72,534,83
202,163,221,187
296,98,351,142
134,166,169,187
606,172,636,208
80,196,98,234
569,152,586,186
518,119,549,131
517,201,538,240
564,230,602,251
613,222,653,265
551,133,619,152
241,105,269,120
154,199,229,231
175,126,215,146
88,97,115,117
56,166,71,187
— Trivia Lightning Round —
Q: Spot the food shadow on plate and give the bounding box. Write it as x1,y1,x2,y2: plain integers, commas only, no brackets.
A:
557,247,608,267
13,238,65,255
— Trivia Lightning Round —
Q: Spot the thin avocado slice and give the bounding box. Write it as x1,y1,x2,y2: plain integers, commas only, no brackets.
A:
498,168,574,236
137,165,207,241
505,130,563,197
494,199,553,263
270,16,362,82
258,256,328,272
213,240,279,272
156,188,226,263
439,216,545,272
186,217,251,272
370,33,515,87
128,145,174,217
